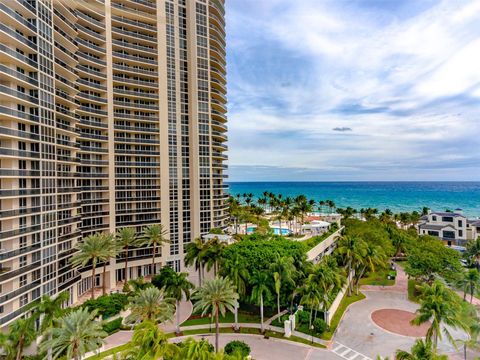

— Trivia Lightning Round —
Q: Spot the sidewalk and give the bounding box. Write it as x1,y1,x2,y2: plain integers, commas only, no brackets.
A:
361,262,407,294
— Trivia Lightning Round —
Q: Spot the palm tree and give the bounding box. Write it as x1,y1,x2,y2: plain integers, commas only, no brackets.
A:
41,308,107,360
184,238,206,286
33,291,70,360
299,278,322,329
204,237,225,277
249,270,272,333
221,252,249,331
71,233,106,299
269,255,296,319
163,272,194,334
140,224,170,276
455,303,480,360
116,227,137,285
176,338,215,360
396,339,447,360
337,236,366,295
122,320,178,360
193,277,239,352
457,268,480,303
465,237,480,270
411,280,466,350
128,287,175,323
100,233,117,295
354,243,386,294
5,317,37,360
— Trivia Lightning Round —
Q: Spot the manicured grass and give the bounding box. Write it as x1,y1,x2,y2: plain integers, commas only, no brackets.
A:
181,311,261,326
85,343,130,360
321,291,366,340
359,268,396,286
408,279,421,303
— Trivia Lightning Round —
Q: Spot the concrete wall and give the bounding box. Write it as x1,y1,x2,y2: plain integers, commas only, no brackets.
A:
306,227,344,263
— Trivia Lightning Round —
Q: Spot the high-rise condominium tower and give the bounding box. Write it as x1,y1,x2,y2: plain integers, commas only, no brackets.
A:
0,0,228,328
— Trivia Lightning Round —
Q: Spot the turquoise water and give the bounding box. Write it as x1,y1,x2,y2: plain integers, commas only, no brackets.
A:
228,182,480,217
246,226,292,235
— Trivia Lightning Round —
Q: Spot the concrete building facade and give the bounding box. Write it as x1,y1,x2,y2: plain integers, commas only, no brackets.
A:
0,0,228,327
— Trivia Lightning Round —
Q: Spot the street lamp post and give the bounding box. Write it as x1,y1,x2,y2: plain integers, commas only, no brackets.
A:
310,324,314,344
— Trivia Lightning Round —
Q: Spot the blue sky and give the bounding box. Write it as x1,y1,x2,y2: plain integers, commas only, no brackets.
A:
224,0,480,181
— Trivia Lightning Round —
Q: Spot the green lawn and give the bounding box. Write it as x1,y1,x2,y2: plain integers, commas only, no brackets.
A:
408,279,422,303
321,291,366,340
85,343,130,360
181,311,261,326
359,268,396,286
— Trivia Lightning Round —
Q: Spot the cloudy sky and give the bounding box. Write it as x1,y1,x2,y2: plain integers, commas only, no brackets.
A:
224,0,480,181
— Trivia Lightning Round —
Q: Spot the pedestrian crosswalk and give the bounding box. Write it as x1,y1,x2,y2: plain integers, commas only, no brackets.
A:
331,342,372,360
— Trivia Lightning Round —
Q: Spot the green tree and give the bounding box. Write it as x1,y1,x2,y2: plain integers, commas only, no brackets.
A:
411,280,466,350
116,227,137,285
2,317,37,360
221,252,249,330
122,320,179,360
337,235,366,295
140,224,170,276
465,237,480,270
299,277,322,328
71,233,106,299
269,255,296,319
41,308,107,360
128,287,175,323
175,338,214,360
457,268,480,303
249,271,272,333
100,233,118,295
163,271,194,334
396,339,447,360
185,238,206,286
204,237,226,277
193,277,239,352
33,291,70,360
354,243,386,294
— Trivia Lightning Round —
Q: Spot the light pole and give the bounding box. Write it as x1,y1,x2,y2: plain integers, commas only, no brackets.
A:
310,324,314,344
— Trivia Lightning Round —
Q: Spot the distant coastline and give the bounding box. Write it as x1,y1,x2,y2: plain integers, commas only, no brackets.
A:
227,181,480,218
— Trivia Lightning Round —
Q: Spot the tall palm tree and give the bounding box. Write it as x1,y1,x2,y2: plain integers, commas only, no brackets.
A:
122,320,178,360
221,252,249,331
457,268,480,303
204,237,225,277
33,291,70,360
100,233,117,295
128,287,175,324
71,233,106,299
140,224,170,276
299,278,322,329
249,271,272,333
337,236,366,295
163,272,194,334
184,238,206,286
396,339,447,360
193,277,239,352
116,227,137,285
411,280,466,350
354,243,386,294
269,255,296,319
41,308,107,360
5,317,37,360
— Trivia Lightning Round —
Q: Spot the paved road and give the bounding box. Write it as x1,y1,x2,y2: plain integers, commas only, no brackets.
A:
171,333,343,360
334,264,468,359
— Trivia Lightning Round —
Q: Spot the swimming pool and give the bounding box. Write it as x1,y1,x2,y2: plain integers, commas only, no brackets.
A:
246,226,291,236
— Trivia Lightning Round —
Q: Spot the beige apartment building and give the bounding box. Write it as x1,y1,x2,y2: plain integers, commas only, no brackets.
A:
0,0,228,328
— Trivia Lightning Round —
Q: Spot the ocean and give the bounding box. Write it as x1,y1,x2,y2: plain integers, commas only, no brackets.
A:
227,182,480,218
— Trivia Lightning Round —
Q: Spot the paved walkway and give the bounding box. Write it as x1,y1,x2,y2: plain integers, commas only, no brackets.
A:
361,263,407,293
171,333,342,360
264,309,288,325
101,300,193,351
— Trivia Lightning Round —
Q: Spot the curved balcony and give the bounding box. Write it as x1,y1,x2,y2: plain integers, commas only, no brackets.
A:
112,75,158,89
211,130,227,142
111,26,157,43
0,85,38,105
211,119,227,132
77,23,106,42
112,63,157,77
76,11,104,31
112,51,157,65
113,88,157,99
212,141,228,152
211,109,227,123
112,39,155,54
111,15,156,32
77,38,105,55
210,77,227,93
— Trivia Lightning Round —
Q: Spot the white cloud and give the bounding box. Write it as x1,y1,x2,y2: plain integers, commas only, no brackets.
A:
225,0,480,180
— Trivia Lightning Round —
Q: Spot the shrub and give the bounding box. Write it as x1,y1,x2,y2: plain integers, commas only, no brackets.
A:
102,317,123,334
224,340,251,357
313,318,327,334
297,310,309,325
82,293,128,319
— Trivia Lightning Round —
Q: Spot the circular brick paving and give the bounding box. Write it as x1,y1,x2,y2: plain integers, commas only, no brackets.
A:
371,309,430,337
